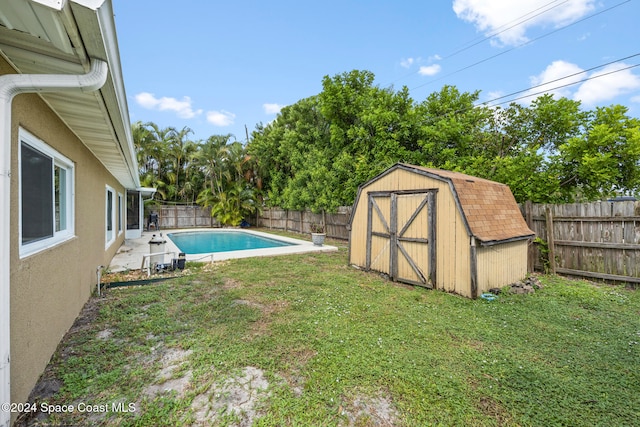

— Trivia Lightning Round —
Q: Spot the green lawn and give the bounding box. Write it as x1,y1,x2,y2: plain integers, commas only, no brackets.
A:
19,237,640,426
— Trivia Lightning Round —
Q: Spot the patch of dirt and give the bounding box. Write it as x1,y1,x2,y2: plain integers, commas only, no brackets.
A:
97,328,113,340
233,298,290,340
341,393,398,426
477,395,511,426
143,348,194,398
67,295,103,333
191,366,270,427
223,277,243,290
280,348,316,397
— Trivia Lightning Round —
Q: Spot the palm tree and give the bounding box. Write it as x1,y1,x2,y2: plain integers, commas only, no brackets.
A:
166,126,196,202
194,134,233,198
193,135,259,225
142,123,179,201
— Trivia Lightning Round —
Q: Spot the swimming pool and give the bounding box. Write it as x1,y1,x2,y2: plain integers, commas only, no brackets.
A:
167,230,296,255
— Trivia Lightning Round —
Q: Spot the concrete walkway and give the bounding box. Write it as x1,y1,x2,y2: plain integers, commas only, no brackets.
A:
109,228,337,273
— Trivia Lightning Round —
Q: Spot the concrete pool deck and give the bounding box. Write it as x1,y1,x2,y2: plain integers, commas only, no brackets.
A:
109,228,338,273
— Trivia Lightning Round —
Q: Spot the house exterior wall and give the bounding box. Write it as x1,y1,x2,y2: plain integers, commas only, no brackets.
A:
476,240,529,293
8,84,125,405
349,168,473,297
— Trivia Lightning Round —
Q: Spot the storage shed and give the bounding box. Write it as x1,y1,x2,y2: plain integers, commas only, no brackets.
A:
348,163,534,298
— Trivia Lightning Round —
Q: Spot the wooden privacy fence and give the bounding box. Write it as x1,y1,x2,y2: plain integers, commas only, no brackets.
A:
153,201,640,284
523,200,640,284
150,205,220,229
258,207,352,240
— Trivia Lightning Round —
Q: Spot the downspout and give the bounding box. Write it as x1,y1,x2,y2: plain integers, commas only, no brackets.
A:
0,59,108,427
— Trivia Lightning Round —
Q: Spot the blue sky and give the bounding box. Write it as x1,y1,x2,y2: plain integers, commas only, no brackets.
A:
113,0,640,143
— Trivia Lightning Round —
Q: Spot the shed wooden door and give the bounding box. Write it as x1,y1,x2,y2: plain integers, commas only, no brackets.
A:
366,190,436,287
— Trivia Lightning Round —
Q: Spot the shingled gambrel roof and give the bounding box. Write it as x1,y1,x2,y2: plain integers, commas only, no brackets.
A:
400,164,535,245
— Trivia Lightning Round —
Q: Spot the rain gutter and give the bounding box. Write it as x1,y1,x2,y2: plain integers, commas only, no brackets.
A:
0,58,108,427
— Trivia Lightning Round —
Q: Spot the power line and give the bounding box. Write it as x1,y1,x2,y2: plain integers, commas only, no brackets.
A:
414,56,640,129
443,0,569,60
479,53,640,107
482,62,640,107
410,0,631,92
388,0,570,86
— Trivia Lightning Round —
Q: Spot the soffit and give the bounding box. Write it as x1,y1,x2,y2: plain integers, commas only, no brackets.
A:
0,0,138,189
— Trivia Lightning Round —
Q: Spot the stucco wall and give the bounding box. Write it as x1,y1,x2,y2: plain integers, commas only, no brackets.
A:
8,82,125,405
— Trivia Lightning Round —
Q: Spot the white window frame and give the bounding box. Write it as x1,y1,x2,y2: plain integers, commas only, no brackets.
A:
18,128,75,258
117,192,124,235
106,185,116,248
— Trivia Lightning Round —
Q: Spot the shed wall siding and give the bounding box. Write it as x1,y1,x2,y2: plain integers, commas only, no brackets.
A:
476,240,529,292
350,169,472,296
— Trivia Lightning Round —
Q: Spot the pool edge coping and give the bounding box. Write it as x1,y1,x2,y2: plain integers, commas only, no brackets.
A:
161,228,338,263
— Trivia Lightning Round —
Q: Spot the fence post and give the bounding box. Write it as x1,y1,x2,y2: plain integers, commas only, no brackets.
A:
525,200,535,273
545,206,557,274
322,209,326,237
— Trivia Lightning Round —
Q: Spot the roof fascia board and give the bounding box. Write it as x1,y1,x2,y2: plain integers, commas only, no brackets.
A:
347,163,402,228
71,0,106,9
396,163,474,238
31,0,66,10
478,234,535,246
348,162,473,238
69,0,139,188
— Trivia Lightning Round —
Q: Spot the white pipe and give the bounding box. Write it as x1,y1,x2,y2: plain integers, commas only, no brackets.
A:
140,251,177,276
0,59,108,427
96,266,104,297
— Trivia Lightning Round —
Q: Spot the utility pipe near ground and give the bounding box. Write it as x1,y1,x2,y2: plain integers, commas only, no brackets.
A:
0,59,108,427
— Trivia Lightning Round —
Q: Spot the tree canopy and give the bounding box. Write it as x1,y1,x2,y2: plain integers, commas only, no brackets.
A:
248,69,640,211
132,123,258,226
132,69,640,223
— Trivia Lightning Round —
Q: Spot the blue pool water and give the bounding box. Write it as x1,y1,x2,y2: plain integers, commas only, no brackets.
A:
167,231,295,255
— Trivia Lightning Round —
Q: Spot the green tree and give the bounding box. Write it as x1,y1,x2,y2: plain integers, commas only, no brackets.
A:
558,104,640,200
195,136,258,226
415,85,492,168
166,126,196,202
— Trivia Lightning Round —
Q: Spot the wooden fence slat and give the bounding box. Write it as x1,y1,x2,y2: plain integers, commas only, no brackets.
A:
545,207,557,275
257,207,352,240
524,200,640,283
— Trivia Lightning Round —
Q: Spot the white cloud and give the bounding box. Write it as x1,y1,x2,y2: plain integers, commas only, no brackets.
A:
573,63,640,106
522,61,640,106
134,92,202,119
400,57,415,68
485,90,504,103
419,64,442,76
206,110,236,127
452,0,595,46
525,60,586,101
263,103,284,114
632,95,640,104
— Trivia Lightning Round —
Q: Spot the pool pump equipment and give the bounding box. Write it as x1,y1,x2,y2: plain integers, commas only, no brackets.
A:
148,234,186,273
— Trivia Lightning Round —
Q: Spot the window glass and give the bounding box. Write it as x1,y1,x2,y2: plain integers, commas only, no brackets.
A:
19,129,74,257
106,188,114,243
21,143,53,244
118,193,123,233
127,191,140,229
